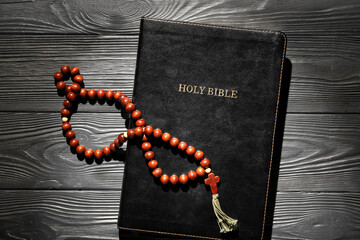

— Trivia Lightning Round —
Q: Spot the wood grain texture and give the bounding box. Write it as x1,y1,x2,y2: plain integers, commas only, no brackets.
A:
272,192,360,240
0,190,358,240
0,113,359,192
0,190,120,240
0,0,359,35
0,35,359,113
278,114,360,192
0,112,127,190
0,35,137,112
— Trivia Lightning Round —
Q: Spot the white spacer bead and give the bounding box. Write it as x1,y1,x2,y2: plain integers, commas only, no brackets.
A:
62,117,68,122
205,168,212,174
123,132,128,138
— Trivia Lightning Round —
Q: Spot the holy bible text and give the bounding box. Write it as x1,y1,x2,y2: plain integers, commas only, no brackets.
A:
178,84,238,99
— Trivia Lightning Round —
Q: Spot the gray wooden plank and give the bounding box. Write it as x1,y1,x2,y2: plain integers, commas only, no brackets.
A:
0,35,137,113
272,192,360,240
0,35,359,113
0,0,359,36
0,112,127,190
0,113,359,192
278,114,360,192
0,190,120,240
0,190,358,240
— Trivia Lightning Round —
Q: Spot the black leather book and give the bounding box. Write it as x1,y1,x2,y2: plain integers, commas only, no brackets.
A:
118,17,287,240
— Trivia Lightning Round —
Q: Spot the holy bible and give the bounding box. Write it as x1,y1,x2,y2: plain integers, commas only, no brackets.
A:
118,17,287,240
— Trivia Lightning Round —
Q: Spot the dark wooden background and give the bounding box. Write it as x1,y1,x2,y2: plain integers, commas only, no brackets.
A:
0,0,359,239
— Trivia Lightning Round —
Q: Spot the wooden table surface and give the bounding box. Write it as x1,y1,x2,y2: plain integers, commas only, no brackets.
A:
0,1,359,239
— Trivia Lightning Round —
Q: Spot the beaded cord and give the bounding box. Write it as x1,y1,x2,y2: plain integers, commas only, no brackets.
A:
54,65,238,233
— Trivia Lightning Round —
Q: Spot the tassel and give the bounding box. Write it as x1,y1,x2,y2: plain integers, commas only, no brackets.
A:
211,193,238,233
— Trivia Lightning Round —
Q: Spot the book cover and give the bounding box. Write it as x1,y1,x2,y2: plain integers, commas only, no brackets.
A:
118,17,287,240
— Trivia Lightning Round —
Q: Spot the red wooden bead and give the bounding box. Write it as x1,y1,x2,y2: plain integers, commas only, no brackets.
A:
196,167,205,177
70,67,80,76
65,85,72,94
169,175,179,185
61,65,70,75
144,126,153,136
188,171,197,180
63,99,72,109
160,174,169,184
87,89,96,99
178,142,188,151
54,72,63,81
147,160,158,169
200,158,211,168
125,103,135,113
67,92,77,102
186,146,196,156
94,149,103,159
103,146,111,156
121,97,131,106
69,138,79,148
109,143,116,152
62,122,71,131
56,81,66,91
119,94,127,101
84,149,94,158
135,119,145,127
118,133,126,143
79,88,87,98
61,108,71,117
161,133,171,142
73,75,83,84
142,142,151,151
71,83,81,93
76,145,85,155
169,138,179,147
153,128,163,138
105,90,114,100
179,174,189,184
152,168,162,178
127,129,135,139
194,151,204,160
131,110,142,120
65,130,75,139
97,89,105,99
114,138,121,148
144,151,154,160
113,91,122,101
134,127,143,137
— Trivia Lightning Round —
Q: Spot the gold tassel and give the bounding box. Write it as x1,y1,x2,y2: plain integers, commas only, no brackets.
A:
211,193,238,233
